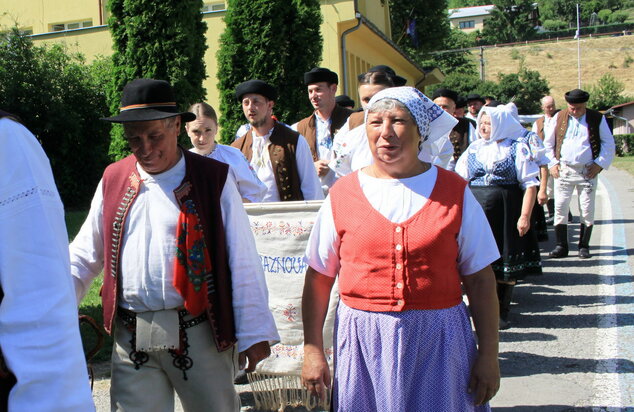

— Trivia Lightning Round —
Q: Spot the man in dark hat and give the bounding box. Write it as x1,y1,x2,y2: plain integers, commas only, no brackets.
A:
465,93,486,121
69,78,279,410
292,68,353,192
532,96,560,224
335,95,355,110
232,79,323,201
432,88,476,171
544,88,615,259
367,65,407,87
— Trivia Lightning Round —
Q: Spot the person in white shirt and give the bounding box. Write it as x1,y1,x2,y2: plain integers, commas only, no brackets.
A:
543,89,615,259
231,80,323,202
186,102,267,203
292,68,353,193
532,96,559,223
70,79,279,411
0,112,95,411
465,93,485,121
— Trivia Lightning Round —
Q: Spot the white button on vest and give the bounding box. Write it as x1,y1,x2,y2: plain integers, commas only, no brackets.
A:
396,282,403,289
396,263,402,270
395,244,402,251
397,299,404,306
395,226,402,233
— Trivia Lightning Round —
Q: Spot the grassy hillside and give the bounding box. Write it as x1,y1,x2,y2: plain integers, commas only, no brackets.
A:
472,35,634,110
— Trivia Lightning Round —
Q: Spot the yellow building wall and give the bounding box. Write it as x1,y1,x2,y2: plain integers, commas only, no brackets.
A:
0,0,106,33
449,15,488,33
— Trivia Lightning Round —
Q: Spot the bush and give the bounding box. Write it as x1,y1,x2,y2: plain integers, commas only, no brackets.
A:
614,134,634,156
597,9,612,24
609,11,629,24
534,22,634,40
588,73,629,110
543,19,568,31
0,29,111,209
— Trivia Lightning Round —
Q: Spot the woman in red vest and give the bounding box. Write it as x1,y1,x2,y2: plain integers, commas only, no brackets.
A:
301,87,501,411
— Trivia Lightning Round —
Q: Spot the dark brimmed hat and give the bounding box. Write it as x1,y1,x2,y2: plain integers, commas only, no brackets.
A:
456,96,468,108
304,67,338,85
485,100,503,107
368,65,407,86
432,88,458,104
335,95,355,108
466,93,485,104
235,80,277,102
102,79,195,123
564,89,590,104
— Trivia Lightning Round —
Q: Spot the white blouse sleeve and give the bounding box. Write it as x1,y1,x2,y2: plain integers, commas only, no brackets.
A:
457,186,501,276
221,146,267,202
515,141,540,189
303,195,341,277
220,173,280,350
454,149,471,181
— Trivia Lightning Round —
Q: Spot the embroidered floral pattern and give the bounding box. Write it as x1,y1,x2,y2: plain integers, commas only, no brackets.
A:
251,220,313,237
282,304,297,322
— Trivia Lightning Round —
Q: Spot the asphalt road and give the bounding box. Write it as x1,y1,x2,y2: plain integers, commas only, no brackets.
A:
91,166,634,412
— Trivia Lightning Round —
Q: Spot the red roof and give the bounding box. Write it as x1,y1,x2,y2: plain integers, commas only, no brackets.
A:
611,101,634,109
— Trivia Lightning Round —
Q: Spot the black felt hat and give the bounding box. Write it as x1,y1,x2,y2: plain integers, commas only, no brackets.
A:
564,89,590,104
432,88,458,104
456,96,468,108
235,80,277,102
367,65,407,86
304,67,338,85
466,93,485,104
335,95,355,108
102,79,195,123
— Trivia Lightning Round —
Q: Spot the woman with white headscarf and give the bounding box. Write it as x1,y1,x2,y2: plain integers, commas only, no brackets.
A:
455,104,542,330
302,87,501,411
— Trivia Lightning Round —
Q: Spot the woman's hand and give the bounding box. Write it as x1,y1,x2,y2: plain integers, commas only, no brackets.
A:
517,215,530,236
468,352,500,406
301,349,331,399
537,188,548,206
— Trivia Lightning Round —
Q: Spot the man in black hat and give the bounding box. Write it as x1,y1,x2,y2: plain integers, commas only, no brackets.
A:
292,68,353,192
432,88,476,171
544,88,615,259
465,93,485,121
232,79,323,201
367,65,407,87
69,78,279,411
335,95,355,110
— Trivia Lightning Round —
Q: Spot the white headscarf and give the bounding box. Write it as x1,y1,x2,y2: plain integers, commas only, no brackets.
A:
365,86,457,143
477,103,525,142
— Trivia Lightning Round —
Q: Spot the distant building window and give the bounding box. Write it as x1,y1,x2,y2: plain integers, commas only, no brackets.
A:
50,20,93,32
202,2,226,12
459,20,475,29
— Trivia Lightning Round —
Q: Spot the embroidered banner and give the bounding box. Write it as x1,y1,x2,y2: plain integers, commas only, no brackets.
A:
244,200,339,376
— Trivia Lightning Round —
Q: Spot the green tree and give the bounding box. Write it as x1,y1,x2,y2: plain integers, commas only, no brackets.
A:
482,0,538,44
390,0,450,54
216,0,322,143
588,73,629,110
494,67,550,113
0,29,110,208
106,0,208,160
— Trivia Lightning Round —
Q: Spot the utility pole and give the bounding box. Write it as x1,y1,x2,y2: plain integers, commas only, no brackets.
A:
479,46,485,81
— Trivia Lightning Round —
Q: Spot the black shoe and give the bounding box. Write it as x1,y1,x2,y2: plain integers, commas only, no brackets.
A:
549,245,569,258
499,318,511,330
579,247,591,259
568,211,574,223
545,216,554,226
234,370,248,384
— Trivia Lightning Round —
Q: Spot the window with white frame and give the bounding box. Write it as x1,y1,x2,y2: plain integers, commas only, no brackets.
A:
459,20,475,29
202,2,226,12
50,20,93,32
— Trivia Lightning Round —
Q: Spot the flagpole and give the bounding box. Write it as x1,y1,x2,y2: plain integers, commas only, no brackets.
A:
576,3,581,88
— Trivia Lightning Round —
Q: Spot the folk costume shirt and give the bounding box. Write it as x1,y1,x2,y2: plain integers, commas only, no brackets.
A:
305,166,500,278
291,115,337,189
544,112,615,169
0,118,94,411
249,127,323,202
191,144,267,202
70,152,279,351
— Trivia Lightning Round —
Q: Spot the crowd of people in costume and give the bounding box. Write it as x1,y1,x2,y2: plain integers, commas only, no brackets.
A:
0,62,615,411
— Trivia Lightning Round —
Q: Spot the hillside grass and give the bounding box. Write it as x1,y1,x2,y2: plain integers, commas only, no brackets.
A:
612,156,634,176
472,35,634,109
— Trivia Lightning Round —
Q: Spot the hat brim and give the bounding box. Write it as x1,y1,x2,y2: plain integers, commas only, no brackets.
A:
101,109,196,123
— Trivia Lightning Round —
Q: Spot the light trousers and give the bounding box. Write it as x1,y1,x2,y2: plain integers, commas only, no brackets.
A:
554,163,597,226
110,316,240,412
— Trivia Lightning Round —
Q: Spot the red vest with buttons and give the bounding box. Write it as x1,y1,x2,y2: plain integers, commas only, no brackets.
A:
330,168,466,312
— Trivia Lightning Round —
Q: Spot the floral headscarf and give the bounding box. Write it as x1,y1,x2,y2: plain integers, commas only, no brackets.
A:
365,86,457,143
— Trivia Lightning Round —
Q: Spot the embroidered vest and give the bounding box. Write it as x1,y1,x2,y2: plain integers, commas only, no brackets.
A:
346,111,365,130
467,140,519,187
101,151,237,351
232,122,304,201
296,105,353,161
449,117,471,161
330,168,465,312
534,116,545,140
554,108,603,161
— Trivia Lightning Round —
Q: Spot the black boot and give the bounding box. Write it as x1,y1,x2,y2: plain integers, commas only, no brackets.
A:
497,283,514,330
578,224,593,259
545,199,555,225
549,224,569,258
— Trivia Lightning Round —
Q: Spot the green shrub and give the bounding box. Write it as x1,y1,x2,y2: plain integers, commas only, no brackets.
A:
0,29,110,209
614,134,634,157
543,19,568,31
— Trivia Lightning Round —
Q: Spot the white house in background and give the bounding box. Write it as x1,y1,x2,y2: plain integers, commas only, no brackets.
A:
607,101,634,135
448,5,494,33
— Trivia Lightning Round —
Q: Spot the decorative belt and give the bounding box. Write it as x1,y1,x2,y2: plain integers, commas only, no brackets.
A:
117,307,208,380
